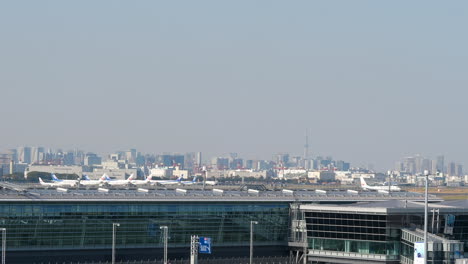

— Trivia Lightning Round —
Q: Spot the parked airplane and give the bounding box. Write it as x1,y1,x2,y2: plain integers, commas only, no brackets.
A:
130,175,152,186
204,180,218,186
181,176,198,185
150,175,184,185
79,174,107,186
102,174,136,186
360,177,401,192
50,174,79,186
39,177,77,187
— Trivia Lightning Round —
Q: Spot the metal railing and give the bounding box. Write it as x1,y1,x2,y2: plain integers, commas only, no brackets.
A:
308,249,399,260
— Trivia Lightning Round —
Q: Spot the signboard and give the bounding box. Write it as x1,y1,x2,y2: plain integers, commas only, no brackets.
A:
444,214,455,235
199,237,211,254
414,241,425,264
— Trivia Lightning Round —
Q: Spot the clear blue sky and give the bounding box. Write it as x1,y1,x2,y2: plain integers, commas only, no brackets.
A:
1,1,467,170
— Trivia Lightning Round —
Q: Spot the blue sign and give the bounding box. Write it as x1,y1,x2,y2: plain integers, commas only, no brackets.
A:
199,237,211,254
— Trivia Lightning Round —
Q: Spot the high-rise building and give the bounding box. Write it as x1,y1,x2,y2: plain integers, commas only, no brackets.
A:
84,153,102,166
31,147,45,164
245,160,254,170
436,155,445,173
447,162,456,177
196,152,202,167
402,157,416,174
17,146,31,164
275,153,289,167
159,154,185,168
125,149,137,163
336,160,350,171
395,161,404,172
184,152,197,171
421,158,431,173
229,158,243,170
63,152,75,166
431,160,438,174
456,164,463,177
211,157,229,170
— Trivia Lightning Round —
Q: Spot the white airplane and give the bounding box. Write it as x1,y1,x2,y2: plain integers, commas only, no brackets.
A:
181,176,198,185
130,175,152,186
102,174,136,186
79,174,106,186
204,180,218,186
39,177,77,187
51,174,79,185
360,177,401,192
150,175,184,186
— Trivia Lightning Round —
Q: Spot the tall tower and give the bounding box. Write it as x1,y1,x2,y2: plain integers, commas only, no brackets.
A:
303,129,309,160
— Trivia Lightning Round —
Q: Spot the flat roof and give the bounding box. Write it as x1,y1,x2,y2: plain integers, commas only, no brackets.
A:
300,199,468,213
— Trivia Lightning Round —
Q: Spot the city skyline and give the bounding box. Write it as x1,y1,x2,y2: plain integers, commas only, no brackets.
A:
1,1,468,171
1,144,466,174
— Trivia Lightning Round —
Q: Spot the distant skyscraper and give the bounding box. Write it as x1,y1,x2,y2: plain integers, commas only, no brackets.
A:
125,149,137,163
456,164,463,177
245,160,254,169
63,152,75,166
336,160,350,171
229,158,243,170
431,160,438,174
421,158,431,173
436,155,445,173
31,147,45,164
447,162,456,176
84,153,102,166
17,146,31,164
211,157,229,170
402,157,416,174
275,153,289,167
395,161,404,172
196,152,202,167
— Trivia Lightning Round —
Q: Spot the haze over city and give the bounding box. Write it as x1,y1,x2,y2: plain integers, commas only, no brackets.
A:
1,1,468,170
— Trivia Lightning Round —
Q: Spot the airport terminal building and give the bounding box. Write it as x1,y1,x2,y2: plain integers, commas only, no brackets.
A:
289,200,468,264
0,183,466,263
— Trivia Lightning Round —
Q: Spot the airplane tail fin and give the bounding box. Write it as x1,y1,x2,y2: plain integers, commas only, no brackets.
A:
146,175,152,182
192,176,198,183
103,174,112,181
39,177,45,184
127,174,136,181
83,174,91,180
51,174,60,181
360,177,368,188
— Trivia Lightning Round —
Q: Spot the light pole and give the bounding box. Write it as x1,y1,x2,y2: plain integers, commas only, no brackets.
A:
250,221,258,264
423,170,429,264
0,228,5,264
160,226,168,264
112,223,120,264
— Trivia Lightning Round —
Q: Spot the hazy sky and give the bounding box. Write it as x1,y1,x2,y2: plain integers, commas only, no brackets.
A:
1,1,467,170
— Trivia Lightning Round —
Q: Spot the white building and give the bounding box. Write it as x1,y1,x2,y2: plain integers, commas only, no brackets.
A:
25,165,82,178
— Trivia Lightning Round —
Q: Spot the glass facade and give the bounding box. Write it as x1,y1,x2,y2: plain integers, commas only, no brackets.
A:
0,201,290,251
305,211,401,257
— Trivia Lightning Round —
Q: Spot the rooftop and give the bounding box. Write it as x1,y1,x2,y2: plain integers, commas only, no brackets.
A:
0,182,443,203
300,199,468,213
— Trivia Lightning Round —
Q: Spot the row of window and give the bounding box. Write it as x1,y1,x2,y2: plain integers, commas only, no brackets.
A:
0,202,290,249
